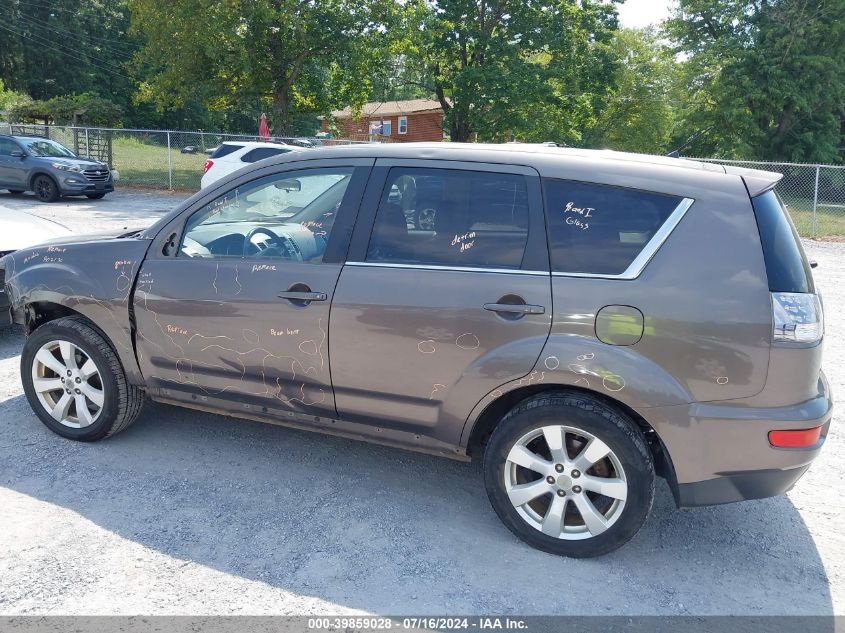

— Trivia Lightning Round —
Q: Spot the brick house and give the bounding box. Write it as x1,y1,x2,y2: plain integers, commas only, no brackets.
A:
322,99,446,143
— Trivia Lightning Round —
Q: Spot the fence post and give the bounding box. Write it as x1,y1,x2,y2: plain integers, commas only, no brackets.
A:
812,165,820,238
166,131,173,190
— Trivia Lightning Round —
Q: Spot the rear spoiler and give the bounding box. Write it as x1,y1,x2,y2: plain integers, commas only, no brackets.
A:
721,165,784,197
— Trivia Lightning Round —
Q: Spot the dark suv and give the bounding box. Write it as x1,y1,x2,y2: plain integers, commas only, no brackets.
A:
0,135,114,202
1,143,831,557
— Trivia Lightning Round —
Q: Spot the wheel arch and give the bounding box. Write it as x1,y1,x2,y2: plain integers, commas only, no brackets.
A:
24,300,86,335
465,384,680,504
29,170,59,190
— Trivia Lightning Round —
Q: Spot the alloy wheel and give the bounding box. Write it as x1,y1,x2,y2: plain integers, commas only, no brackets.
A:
504,425,628,540
35,177,55,201
31,340,105,428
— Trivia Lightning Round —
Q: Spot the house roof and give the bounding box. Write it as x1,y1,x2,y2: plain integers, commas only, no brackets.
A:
329,99,445,119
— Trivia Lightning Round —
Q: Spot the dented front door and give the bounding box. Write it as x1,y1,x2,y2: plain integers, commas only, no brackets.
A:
132,159,371,420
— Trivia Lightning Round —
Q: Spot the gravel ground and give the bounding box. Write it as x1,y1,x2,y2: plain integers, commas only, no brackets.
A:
0,191,842,616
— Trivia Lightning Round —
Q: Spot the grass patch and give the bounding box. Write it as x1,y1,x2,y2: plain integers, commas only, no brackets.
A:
111,136,206,190
780,194,845,237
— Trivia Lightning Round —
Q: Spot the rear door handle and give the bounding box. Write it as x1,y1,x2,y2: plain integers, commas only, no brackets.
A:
277,291,327,302
483,303,545,315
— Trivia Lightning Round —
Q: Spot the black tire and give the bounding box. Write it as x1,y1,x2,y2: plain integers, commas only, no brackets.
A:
483,391,654,558
86,193,106,200
33,174,60,202
21,316,144,441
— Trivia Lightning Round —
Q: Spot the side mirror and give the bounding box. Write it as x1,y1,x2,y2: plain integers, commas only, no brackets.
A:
10,150,25,159
274,178,301,192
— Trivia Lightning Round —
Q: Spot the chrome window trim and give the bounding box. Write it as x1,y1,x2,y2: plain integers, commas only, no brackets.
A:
551,197,695,280
344,262,549,276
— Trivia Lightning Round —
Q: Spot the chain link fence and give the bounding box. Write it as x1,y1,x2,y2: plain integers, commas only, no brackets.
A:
2,122,843,238
692,158,845,238
0,122,373,192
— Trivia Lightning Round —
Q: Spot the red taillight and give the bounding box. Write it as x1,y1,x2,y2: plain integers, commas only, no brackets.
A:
204,159,213,174
768,426,822,448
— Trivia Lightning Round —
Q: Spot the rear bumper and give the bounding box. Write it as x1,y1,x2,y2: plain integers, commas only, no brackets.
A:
640,373,833,508
676,464,811,507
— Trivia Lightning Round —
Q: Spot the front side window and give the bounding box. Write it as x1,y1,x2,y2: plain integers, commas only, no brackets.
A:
544,179,683,275
180,167,353,262
367,167,529,269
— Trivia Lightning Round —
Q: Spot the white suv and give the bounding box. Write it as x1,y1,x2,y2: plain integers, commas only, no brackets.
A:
201,141,296,188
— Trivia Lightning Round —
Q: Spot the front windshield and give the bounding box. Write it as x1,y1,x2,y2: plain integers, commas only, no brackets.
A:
22,139,76,158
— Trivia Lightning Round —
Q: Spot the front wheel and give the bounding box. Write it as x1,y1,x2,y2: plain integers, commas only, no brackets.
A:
483,392,654,557
21,316,144,441
33,175,59,202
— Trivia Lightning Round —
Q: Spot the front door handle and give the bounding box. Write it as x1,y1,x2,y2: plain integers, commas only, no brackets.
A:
277,291,327,302
483,303,545,315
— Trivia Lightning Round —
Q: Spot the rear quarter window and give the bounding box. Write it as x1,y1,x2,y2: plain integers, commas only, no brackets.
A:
241,147,291,163
209,143,244,159
751,190,813,293
543,179,683,275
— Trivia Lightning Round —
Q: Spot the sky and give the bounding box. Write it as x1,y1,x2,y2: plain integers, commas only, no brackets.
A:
615,0,675,29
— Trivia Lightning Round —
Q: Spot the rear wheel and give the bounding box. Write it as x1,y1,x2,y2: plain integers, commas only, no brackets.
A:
33,175,59,202
21,316,144,441
86,193,106,200
483,392,654,557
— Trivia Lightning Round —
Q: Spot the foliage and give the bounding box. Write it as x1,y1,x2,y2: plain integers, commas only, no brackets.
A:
0,78,31,114
8,93,122,125
401,0,620,143
666,0,845,162
128,0,399,135
581,28,677,154
0,1,137,111
0,0,841,160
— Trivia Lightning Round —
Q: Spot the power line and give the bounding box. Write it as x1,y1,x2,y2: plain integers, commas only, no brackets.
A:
5,0,139,50
13,12,139,62
0,21,136,82
0,21,132,75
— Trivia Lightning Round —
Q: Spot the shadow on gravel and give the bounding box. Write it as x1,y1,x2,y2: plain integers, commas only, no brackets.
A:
0,325,24,361
0,395,833,615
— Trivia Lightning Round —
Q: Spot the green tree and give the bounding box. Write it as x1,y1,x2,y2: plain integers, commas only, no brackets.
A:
0,0,138,107
666,0,845,162
581,28,677,154
0,78,31,114
129,0,398,135
402,0,619,143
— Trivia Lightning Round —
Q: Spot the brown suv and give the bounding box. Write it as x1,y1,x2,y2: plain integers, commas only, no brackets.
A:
1,144,831,557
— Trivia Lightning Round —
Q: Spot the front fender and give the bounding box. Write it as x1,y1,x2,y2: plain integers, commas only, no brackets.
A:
460,335,693,447
3,238,152,384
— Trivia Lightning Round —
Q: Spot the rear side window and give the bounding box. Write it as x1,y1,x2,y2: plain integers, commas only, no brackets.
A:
544,179,682,275
241,147,290,163
209,143,244,159
751,190,813,293
367,167,529,269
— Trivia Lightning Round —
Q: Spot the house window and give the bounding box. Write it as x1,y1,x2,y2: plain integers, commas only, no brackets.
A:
398,116,408,135
381,119,392,136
